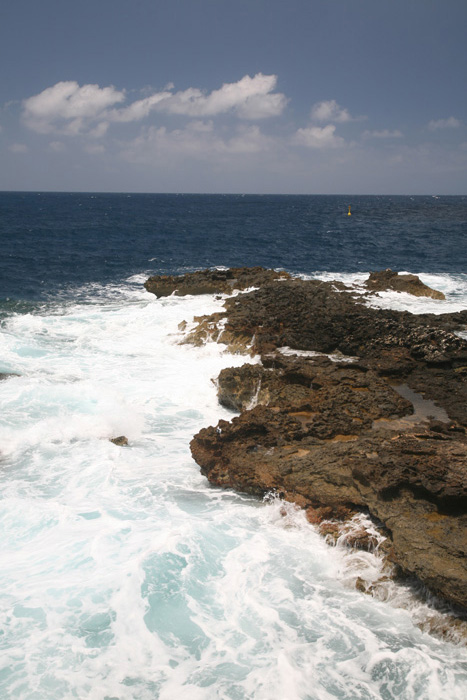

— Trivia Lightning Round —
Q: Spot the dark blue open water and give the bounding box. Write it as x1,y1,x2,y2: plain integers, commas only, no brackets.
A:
1,192,466,301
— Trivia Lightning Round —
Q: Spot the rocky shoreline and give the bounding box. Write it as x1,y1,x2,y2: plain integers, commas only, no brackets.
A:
146,267,467,617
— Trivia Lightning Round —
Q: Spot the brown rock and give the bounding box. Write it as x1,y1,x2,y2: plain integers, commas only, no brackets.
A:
191,407,467,609
110,436,129,446
189,278,466,422
365,269,446,299
144,266,290,297
155,267,467,611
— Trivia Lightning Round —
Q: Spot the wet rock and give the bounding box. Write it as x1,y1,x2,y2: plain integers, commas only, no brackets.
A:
217,355,413,438
364,269,446,299
156,267,467,610
184,267,467,610
191,278,466,422
191,408,467,609
110,436,129,446
144,266,290,297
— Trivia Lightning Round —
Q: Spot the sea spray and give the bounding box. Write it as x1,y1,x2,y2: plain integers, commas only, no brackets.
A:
1,279,467,699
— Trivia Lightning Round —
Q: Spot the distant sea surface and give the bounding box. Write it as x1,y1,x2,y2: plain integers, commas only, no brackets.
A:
1,192,467,700
1,192,466,301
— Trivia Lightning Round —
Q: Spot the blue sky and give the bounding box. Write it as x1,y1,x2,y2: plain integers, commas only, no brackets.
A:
1,0,466,193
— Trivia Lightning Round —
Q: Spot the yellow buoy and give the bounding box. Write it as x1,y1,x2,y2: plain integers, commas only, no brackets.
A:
348,205,351,216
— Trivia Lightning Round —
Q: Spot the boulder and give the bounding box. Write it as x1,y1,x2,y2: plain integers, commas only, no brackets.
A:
110,435,129,446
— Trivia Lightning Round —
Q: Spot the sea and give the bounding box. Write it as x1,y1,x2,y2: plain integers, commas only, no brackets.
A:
0,192,466,700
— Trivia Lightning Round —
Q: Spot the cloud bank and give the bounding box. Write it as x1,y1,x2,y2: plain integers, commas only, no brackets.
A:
22,82,126,134
7,73,465,194
22,74,288,136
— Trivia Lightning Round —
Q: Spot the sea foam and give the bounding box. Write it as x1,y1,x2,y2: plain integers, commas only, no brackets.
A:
1,277,466,700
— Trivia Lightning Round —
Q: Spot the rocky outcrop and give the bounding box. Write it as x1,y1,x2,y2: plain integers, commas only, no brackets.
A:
191,278,467,422
144,267,467,610
217,355,413,435
144,266,290,297
192,351,467,609
191,403,467,609
364,269,446,299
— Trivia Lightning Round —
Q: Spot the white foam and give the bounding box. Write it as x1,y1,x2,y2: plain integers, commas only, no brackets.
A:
1,281,467,699
306,270,467,315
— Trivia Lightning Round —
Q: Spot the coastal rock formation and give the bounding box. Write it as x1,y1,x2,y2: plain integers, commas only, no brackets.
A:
144,266,290,297
191,404,467,609
193,352,467,609
190,278,467,422
145,267,467,610
364,269,446,299
216,355,413,434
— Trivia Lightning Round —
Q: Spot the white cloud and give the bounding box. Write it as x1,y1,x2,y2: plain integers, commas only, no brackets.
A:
311,100,352,123
236,91,286,120
22,81,125,134
9,142,28,153
428,117,461,130
225,125,273,153
109,92,172,122
89,121,109,138
22,75,287,137
362,129,403,139
118,73,287,120
293,124,345,149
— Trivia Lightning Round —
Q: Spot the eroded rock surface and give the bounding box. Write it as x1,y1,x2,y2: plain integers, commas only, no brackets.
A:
144,267,467,610
364,269,446,299
144,266,290,297
192,364,467,609
192,278,467,422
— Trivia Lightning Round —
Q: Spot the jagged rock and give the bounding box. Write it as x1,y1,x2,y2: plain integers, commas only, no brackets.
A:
149,267,467,609
217,355,413,438
181,267,467,610
110,436,129,446
144,266,290,297
365,269,446,299
190,278,467,422
191,406,467,609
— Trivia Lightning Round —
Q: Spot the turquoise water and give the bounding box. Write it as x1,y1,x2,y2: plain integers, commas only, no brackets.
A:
1,278,466,699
